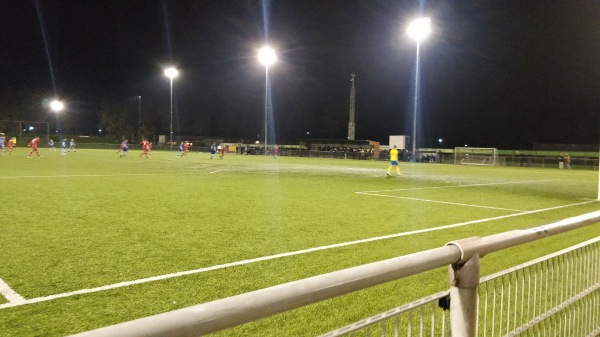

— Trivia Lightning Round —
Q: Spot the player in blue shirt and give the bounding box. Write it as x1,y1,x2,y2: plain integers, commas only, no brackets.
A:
178,141,184,156
210,142,216,159
118,139,128,157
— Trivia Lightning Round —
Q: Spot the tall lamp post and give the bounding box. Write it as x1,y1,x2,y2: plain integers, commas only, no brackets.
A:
164,67,178,150
137,95,141,143
258,46,276,155
50,99,64,140
407,17,431,159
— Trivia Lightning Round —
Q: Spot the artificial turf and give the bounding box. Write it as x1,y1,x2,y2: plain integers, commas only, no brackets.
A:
0,148,598,336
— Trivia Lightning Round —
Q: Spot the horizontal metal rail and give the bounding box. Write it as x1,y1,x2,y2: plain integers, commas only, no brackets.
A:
71,210,600,337
318,291,451,337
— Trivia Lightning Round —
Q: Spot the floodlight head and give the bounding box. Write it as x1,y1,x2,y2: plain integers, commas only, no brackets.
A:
50,100,64,112
164,67,179,79
258,46,277,67
407,17,431,43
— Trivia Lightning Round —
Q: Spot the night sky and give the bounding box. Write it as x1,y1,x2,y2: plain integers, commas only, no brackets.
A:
1,0,599,149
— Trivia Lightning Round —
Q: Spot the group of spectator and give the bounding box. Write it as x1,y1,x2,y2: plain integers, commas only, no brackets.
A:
326,147,374,160
313,146,441,162
419,154,437,163
518,152,533,167
379,148,412,162
558,153,571,169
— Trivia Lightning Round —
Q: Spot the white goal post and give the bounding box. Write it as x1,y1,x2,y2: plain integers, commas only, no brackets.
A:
454,147,499,166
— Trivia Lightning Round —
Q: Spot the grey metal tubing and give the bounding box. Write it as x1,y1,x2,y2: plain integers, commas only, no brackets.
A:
448,254,481,337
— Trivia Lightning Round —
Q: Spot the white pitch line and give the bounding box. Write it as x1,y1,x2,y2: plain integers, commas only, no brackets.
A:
356,192,524,212
0,278,25,304
0,199,596,310
355,179,559,211
0,173,166,179
358,179,559,194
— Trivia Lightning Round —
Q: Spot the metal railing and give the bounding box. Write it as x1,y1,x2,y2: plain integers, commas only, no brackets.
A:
477,242,600,337
71,211,600,337
321,237,600,337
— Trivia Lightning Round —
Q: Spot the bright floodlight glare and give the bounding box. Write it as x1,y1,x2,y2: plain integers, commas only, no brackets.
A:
50,100,64,112
164,67,179,79
258,46,277,67
407,17,431,42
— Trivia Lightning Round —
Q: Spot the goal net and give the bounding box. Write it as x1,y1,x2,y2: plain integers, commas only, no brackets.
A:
454,147,499,166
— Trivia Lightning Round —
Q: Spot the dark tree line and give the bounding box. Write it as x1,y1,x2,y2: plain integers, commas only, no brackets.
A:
0,88,356,144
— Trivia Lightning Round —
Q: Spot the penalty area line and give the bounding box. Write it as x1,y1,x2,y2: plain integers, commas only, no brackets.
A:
0,199,596,310
356,192,524,212
357,179,559,194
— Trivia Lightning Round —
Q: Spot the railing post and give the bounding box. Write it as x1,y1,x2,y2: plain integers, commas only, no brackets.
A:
448,254,480,337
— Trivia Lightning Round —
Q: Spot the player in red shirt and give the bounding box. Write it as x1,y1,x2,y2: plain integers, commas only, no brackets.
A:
181,141,189,156
139,139,150,158
219,144,225,159
273,144,279,159
177,141,190,157
27,137,42,158
7,137,16,155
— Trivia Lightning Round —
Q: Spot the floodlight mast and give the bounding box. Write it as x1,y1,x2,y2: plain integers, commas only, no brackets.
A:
137,96,141,143
164,67,178,150
407,17,431,159
50,99,64,140
258,46,276,155
348,73,356,140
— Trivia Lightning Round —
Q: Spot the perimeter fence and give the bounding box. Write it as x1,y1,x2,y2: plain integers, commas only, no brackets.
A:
72,210,600,337
17,140,599,170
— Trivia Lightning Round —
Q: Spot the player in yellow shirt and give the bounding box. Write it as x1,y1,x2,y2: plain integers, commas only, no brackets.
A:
387,145,402,176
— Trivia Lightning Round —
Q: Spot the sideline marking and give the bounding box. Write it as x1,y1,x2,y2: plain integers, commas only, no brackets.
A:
0,173,166,179
0,278,25,304
0,199,596,310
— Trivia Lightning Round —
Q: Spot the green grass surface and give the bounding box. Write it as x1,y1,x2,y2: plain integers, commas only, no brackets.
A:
0,149,599,336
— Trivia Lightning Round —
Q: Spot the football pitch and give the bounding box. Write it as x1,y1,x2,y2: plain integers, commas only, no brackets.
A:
1,149,599,336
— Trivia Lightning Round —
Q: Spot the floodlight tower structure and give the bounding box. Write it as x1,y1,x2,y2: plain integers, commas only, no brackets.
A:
407,17,431,158
50,99,64,140
164,67,178,150
137,96,141,143
258,46,277,155
347,73,356,140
